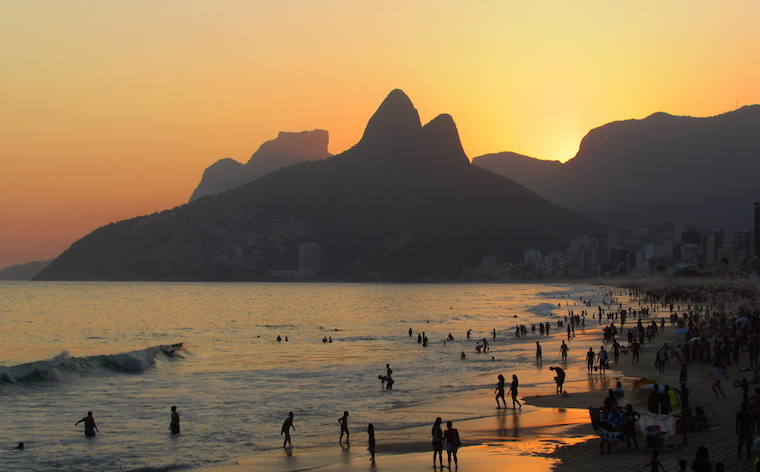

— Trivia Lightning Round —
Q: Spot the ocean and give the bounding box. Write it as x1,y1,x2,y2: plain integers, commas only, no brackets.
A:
0,281,599,471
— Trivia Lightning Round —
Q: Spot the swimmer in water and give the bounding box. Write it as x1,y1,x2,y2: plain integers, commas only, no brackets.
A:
75,411,99,437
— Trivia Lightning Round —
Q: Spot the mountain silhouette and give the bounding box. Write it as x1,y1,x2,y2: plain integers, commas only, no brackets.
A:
0,260,52,280
188,129,331,202
36,90,597,281
473,106,760,231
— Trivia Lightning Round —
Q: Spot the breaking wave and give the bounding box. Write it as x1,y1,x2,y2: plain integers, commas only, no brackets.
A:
0,343,187,384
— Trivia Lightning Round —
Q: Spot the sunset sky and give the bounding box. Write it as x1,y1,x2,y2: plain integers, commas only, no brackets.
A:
2,1,759,270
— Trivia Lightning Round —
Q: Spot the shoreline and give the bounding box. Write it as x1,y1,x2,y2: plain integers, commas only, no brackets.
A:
199,281,760,471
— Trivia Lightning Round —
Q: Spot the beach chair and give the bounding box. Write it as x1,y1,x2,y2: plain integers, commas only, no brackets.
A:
645,424,663,449
692,416,711,432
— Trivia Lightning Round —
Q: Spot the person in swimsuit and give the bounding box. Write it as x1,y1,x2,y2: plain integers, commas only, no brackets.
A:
281,411,295,447
367,423,375,461
443,421,460,469
622,404,640,451
431,417,443,468
170,406,180,435
495,374,506,408
550,366,565,394
507,375,522,409
338,411,349,443
75,411,99,437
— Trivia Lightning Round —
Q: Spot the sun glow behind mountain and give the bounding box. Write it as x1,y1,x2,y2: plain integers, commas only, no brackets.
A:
1,1,759,268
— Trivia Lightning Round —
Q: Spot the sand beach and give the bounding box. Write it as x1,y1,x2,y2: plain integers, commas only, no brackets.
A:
200,281,760,472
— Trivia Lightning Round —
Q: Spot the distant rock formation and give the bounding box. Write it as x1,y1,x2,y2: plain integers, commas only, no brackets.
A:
472,105,760,231
472,152,563,189
0,260,52,280
35,89,597,282
188,129,332,202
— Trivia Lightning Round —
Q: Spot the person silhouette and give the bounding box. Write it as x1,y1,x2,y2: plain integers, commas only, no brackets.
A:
281,412,295,447
367,423,376,461
75,411,99,437
507,375,522,409
170,406,180,435
431,417,443,468
14,442,24,450
443,421,460,468
495,374,506,408
339,411,350,443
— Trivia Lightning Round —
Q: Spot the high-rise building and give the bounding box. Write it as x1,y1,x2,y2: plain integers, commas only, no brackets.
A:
674,219,685,243
298,243,322,273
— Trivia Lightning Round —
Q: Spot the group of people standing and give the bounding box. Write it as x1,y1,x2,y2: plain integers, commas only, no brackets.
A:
72,406,180,438
495,374,522,409
280,410,461,467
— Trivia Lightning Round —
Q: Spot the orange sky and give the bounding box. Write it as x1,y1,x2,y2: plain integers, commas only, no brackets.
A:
2,1,760,270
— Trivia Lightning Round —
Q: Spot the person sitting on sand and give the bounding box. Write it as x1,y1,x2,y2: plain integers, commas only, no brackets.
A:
495,374,506,408
550,366,565,394
75,411,99,437
281,411,295,447
613,381,624,399
689,406,709,431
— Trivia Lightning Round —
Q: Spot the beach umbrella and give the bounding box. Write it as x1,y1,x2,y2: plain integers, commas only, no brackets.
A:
674,328,688,335
688,337,701,343
736,317,750,324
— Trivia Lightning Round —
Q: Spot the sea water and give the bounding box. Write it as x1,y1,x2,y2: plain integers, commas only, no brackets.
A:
0,281,596,471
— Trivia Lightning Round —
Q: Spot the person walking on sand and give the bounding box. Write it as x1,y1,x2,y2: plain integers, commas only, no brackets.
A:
75,411,99,437
712,362,726,398
560,340,569,363
586,347,596,373
507,374,522,409
170,406,180,435
550,366,565,394
432,417,444,468
495,374,506,408
338,411,350,443
443,421,460,469
281,412,295,447
367,423,375,461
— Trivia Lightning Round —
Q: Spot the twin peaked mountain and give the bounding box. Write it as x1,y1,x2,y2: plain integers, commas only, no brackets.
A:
36,90,596,281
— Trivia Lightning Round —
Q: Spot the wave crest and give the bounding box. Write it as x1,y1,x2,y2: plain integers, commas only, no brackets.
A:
0,343,187,384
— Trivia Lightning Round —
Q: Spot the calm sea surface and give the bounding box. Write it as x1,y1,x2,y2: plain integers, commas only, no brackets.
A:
0,281,596,472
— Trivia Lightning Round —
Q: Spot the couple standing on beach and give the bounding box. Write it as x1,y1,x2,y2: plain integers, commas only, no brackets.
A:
495,374,522,409
432,417,460,469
